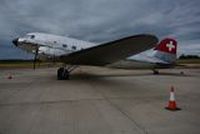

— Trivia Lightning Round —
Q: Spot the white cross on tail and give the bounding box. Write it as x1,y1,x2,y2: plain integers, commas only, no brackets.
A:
166,41,175,51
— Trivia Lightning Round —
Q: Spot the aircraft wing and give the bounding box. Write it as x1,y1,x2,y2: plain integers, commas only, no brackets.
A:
60,34,158,66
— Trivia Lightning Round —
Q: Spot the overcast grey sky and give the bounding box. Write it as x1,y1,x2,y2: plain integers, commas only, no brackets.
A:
0,0,200,59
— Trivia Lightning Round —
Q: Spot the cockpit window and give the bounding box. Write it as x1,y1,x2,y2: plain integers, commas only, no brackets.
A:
31,35,35,39
24,34,35,39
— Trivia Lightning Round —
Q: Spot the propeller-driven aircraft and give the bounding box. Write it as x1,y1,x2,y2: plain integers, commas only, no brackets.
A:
13,32,163,80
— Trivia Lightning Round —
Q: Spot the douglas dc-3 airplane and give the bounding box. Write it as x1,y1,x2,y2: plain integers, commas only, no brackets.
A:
12,32,177,80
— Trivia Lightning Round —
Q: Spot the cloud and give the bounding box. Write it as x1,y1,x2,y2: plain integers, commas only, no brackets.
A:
0,0,200,59
178,40,200,56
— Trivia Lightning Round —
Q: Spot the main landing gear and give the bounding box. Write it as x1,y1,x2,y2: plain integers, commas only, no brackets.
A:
153,69,159,75
57,65,78,80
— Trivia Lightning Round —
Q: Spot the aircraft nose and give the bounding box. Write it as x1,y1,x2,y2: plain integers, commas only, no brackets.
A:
12,38,19,46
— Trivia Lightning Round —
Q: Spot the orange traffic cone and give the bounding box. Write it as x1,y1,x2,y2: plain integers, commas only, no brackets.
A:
165,86,181,111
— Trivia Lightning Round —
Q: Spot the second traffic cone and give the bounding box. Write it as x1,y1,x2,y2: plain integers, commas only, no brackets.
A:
7,74,13,79
165,86,181,111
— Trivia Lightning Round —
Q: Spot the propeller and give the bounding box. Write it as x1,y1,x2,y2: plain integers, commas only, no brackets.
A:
33,47,39,70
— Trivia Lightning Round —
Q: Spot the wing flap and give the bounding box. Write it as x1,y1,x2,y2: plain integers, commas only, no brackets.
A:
60,34,158,66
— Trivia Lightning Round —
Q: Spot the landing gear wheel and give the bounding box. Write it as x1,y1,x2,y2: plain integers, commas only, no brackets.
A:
57,67,69,80
153,70,159,75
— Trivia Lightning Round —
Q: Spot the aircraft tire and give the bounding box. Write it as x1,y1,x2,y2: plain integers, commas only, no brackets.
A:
153,70,159,75
57,67,64,80
63,69,69,80
57,67,69,80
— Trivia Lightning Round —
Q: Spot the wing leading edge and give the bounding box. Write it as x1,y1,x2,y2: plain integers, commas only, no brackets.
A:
60,34,158,66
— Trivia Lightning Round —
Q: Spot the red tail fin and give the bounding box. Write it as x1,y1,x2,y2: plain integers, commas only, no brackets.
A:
154,38,177,54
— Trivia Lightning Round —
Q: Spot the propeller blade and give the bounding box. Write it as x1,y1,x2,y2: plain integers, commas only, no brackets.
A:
33,48,39,70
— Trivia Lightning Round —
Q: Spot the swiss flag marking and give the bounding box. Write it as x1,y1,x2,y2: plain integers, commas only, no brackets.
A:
166,41,175,52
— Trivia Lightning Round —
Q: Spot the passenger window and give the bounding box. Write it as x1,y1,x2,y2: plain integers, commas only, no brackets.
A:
31,35,35,39
63,44,67,48
72,46,76,50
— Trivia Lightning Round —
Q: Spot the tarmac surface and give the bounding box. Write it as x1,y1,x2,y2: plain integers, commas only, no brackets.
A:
0,66,200,134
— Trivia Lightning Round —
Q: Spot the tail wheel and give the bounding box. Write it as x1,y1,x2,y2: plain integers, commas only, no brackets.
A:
153,69,159,74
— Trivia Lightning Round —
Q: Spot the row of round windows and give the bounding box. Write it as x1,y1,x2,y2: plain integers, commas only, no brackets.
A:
62,44,77,50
